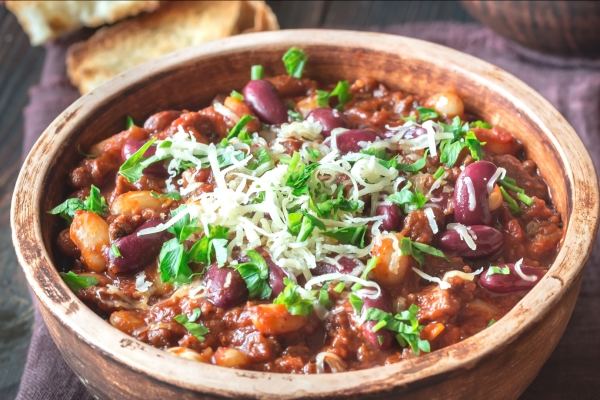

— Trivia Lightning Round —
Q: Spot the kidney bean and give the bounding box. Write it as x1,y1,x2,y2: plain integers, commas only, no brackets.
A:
143,110,181,133
427,190,452,212
204,263,248,308
375,203,404,232
307,108,349,137
312,256,360,276
454,161,497,226
479,262,545,293
360,288,393,350
266,257,288,299
324,129,379,154
437,225,504,259
107,219,172,275
242,79,289,125
121,140,169,178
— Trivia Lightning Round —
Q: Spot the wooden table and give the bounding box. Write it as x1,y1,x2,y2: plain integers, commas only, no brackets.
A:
0,2,476,399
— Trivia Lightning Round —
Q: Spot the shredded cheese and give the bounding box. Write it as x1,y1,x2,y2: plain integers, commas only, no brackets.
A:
412,267,451,290
315,352,347,374
446,223,477,250
135,272,152,293
514,258,537,282
464,176,477,211
424,207,438,234
487,167,507,195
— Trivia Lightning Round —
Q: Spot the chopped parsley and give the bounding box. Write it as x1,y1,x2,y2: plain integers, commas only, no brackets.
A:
438,116,485,167
433,166,445,179
307,148,321,160
174,308,209,342
388,182,428,214
486,266,510,276
351,257,378,292
247,148,272,171
497,177,534,206
472,120,492,129
188,225,230,267
318,286,333,308
487,318,496,327
110,244,122,258
235,249,272,300
118,137,158,182
158,238,192,285
416,107,438,122
59,271,99,292
230,90,244,101
282,47,308,78
400,237,448,266
251,65,264,80
150,191,181,201
321,225,367,248
333,282,346,293
285,152,320,196
227,115,256,139
363,304,430,354
396,150,429,173
274,278,314,316
167,205,202,243
48,184,107,223
315,80,353,110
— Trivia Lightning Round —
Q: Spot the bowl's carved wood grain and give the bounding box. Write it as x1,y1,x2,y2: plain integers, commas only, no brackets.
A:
11,30,599,399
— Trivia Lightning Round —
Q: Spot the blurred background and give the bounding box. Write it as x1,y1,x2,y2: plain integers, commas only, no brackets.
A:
1,1,598,399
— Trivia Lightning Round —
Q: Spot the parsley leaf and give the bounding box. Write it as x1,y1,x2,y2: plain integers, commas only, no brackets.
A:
351,256,377,291
439,139,466,167
333,282,345,293
174,309,209,342
59,271,99,292
307,148,321,160
288,109,303,121
48,184,107,223
158,238,193,285
396,150,429,173
433,166,444,179
274,278,314,316
318,286,333,308
118,137,157,182
486,266,510,276
251,65,264,80
416,107,438,122
235,249,272,299
282,47,308,78
167,205,202,243
487,318,496,328
285,154,319,196
315,81,353,110
465,131,484,161
321,225,367,247
150,191,181,201
189,225,230,266
230,90,244,101
400,237,448,266
227,115,256,139
388,182,428,214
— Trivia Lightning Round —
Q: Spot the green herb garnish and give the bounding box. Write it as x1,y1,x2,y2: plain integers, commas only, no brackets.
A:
48,184,107,223
118,137,157,182
230,90,244,101
227,115,256,139
235,249,272,300
315,81,353,110
188,225,230,266
158,238,193,285
59,271,99,292
77,144,98,159
321,225,367,248
433,166,444,179
150,191,181,201
288,109,303,121
416,107,438,122
174,308,209,342
111,244,122,258
400,237,448,266
125,115,136,129
282,47,308,78
499,186,521,214
274,278,314,316
251,65,264,80
388,182,428,214
486,266,510,276
349,293,364,314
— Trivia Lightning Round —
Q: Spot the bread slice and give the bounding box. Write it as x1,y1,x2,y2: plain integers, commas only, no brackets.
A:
66,1,279,94
5,1,160,45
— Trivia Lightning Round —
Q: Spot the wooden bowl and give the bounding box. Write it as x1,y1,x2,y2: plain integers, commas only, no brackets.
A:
459,1,600,57
11,30,599,399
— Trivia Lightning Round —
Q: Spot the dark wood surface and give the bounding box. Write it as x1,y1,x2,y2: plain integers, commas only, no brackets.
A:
0,2,475,399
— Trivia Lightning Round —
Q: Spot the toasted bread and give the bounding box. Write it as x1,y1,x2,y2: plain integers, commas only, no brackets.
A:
66,1,279,94
5,1,160,45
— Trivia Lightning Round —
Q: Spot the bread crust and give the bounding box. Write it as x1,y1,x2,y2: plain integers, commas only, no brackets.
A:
5,1,160,45
66,1,279,94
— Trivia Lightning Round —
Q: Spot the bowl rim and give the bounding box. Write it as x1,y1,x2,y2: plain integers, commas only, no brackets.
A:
11,29,599,398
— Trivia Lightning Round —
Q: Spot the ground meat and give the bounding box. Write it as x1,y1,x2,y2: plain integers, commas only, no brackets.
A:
416,286,461,323
267,75,318,97
400,208,443,244
56,228,80,259
492,153,548,200
143,110,182,134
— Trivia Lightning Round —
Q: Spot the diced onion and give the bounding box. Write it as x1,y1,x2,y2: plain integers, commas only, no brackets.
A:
446,223,477,250
465,177,476,211
487,167,507,194
514,258,537,282
424,207,438,234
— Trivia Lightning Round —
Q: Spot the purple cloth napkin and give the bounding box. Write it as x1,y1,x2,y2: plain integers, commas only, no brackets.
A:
17,23,600,400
